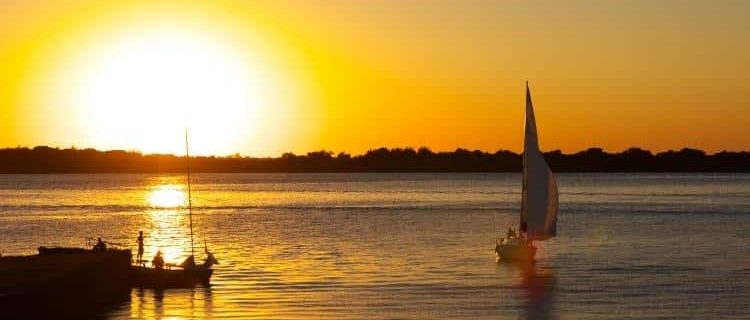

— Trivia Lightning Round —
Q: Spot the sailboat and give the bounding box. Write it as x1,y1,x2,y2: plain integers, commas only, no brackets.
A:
495,83,559,262
130,129,217,288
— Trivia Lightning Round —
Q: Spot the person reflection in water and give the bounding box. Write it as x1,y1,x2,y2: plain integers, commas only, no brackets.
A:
152,250,165,269
136,231,145,264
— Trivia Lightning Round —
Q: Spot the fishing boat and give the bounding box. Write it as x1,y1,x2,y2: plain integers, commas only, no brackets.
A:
130,260,213,288
130,129,218,288
495,83,559,262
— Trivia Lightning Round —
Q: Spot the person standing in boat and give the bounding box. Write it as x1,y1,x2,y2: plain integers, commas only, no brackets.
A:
136,231,145,264
181,255,196,269
204,246,219,268
93,237,107,251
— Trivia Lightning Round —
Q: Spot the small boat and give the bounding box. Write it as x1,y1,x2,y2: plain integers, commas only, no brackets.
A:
495,236,537,261
131,129,217,288
130,264,213,288
496,83,559,262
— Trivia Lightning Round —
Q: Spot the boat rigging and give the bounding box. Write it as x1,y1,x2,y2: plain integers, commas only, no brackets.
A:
495,82,559,262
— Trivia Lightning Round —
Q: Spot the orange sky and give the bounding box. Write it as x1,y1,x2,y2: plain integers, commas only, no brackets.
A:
1,0,748,156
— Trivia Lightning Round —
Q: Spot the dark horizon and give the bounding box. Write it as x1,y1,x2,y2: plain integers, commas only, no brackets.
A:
1,145,748,173
5,144,750,159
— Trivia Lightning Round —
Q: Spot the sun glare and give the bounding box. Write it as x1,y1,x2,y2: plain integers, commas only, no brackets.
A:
68,28,272,155
146,209,191,263
148,184,186,208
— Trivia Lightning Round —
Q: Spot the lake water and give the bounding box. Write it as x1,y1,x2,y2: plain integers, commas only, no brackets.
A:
1,173,748,319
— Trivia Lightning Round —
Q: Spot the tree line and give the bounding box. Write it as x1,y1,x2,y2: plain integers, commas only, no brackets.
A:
0,146,748,173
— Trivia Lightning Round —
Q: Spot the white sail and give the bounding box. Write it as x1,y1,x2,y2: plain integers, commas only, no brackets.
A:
520,83,558,240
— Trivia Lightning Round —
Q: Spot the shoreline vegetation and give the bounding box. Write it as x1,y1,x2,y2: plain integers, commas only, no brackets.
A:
1,146,748,173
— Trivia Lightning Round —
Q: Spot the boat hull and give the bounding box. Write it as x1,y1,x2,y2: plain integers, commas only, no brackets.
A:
130,266,213,288
495,243,537,262
0,248,132,318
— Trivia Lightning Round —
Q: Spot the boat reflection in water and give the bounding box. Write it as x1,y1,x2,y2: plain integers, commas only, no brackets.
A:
520,263,556,320
496,259,557,320
130,286,214,319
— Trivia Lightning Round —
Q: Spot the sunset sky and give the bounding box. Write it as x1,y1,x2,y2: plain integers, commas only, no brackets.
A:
1,0,748,156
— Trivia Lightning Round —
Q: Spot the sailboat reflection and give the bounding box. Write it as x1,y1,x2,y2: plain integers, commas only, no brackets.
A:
519,263,556,320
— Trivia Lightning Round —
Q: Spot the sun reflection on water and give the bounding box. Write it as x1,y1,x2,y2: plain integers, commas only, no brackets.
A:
148,184,187,208
143,184,194,264
144,209,191,263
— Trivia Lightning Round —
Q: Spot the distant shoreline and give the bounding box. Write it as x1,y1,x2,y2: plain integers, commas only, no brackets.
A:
1,146,748,173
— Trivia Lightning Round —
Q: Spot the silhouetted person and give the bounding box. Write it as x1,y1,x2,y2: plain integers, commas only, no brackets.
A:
180,255,196,269
93,237,107,251
203,248,219,268
136,231,145,263
152,250,165,269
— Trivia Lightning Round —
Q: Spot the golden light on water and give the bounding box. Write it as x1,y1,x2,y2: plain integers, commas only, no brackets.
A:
146,209,190,264
148,185,187,208
145,184,192,263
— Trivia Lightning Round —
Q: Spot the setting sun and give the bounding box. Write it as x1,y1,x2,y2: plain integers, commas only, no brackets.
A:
63,26,278,156
2,1,310,156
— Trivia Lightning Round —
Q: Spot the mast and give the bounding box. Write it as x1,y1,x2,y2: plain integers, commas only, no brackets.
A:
521,81,529,234
185,128,195,257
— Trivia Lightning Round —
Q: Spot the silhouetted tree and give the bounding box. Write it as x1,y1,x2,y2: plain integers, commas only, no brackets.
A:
0,146,748,173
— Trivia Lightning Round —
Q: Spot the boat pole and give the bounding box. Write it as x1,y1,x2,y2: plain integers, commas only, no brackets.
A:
185,127,195,258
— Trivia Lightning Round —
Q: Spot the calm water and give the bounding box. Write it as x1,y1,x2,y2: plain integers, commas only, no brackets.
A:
1,173,748,319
